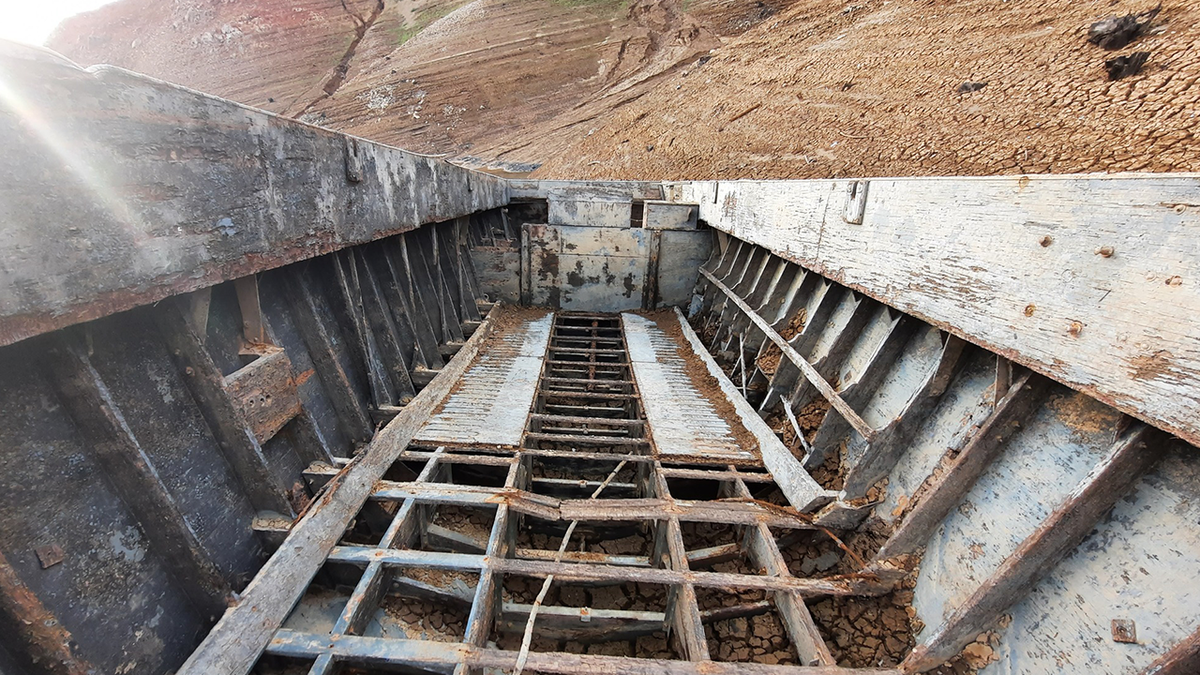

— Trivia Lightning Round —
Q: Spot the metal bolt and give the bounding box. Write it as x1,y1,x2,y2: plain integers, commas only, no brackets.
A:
185,366,195,376
1023,304,1036,317
1112,618,1137,643
1068,321,1084,337
1039,236,1053,247
1096,246,1115,258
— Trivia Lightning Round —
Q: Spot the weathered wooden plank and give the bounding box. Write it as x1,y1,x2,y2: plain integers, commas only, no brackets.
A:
904,425,1165,670
1142,626,1200,675
42,336,233,620
223,347,303,445
0,42,506,348
154,301,295,515
673,175,1200,448
327,547,892,596
670,308,835,511
268,629,903,674
177,305,501,675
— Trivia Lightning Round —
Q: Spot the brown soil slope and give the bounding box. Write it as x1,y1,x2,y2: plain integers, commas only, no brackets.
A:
48,0,387,115
48,0,1198,178
535,0,1200,179
47,0,769,172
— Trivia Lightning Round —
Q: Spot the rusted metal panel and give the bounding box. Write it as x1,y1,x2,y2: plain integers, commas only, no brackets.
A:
669,175,1200,449
0,42,507,348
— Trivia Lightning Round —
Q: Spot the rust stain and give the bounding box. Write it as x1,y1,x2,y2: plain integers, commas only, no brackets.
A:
0,550,93,675
1129,349,1174,381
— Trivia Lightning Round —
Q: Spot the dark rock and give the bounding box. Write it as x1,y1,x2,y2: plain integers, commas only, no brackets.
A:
1105,51,1150,80
1088,5,1161,50
957,81,987,93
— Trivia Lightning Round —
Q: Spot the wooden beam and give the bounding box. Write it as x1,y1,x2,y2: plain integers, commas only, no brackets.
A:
327,547,894,597
177,305,500,675
1141,626,1200,675
268,630,904,675
42,336,233,619
0,43,506,348
223,347,303,445
904,424,1165,671
153,301,295,516
233,276,266,345
876,371,1047,560
671,307,833,512
283,266,375,443
0,550,94,675
698,268,876,443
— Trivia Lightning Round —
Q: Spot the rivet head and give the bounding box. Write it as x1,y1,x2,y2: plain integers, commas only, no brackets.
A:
1068,321,1084,337
1039,236,1053,247
1096,246,1115,258
1024,304,1036,317
1166,275,1183,286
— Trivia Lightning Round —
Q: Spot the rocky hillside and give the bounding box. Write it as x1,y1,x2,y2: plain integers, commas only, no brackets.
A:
48,0,1199,178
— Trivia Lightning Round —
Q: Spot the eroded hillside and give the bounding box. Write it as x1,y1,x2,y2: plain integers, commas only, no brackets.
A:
48,0,1200,178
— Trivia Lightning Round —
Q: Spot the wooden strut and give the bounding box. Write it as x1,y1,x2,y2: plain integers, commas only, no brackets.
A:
177,305,501,675
698,267,877,442
903,424,1165,671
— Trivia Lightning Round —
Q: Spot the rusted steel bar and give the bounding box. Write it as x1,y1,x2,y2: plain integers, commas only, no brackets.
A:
327,547,891,596
699,267,876,442
268,630,904,674
178,306,500,675
904,424,1165,671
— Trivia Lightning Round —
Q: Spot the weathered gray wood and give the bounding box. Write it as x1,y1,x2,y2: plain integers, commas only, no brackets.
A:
671,307,834,512
283,266,375,443
177,305,501,675
0,42,506,348
327,547,893,596
672,175,1200,448
223,347,303,445
699,268,877,443
876,372,1047,559
154,301,295,515
42,336,232,620
904,425,1165,670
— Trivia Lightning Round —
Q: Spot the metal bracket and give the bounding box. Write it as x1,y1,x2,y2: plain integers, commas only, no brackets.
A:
344,137,363,183
843,180,869,224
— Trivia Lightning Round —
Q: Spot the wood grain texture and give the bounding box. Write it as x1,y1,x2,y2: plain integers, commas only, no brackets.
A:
0,43,506,348
223,348,303,444
670,174,1200,447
